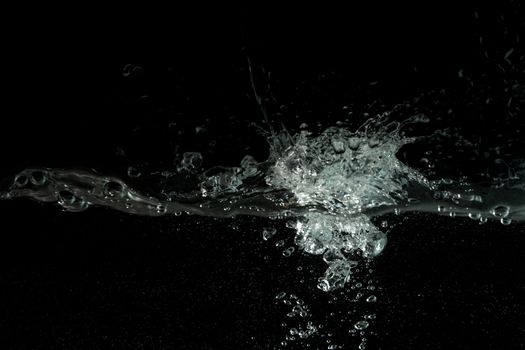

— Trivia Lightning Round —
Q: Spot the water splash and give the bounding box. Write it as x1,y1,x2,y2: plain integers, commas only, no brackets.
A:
3,112,524,292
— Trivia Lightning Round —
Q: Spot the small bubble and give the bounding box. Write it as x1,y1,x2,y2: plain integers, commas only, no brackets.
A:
262,227,277,241
275,292,286,299
317,279,330,292
275,240,285,248
127,166,142,178
13,175,29,187
30,170,47,186
283,246,295,257
500,217,512,225
491,205,510,218
354,320,369,330
292,305,303,314
366,295,377,303
468,212,481,220
156,204,167,214
103,181,124,198
57,190,76,205
437,205,446,212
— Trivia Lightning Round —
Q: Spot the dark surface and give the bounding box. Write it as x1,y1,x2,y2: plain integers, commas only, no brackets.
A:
2,3,525,349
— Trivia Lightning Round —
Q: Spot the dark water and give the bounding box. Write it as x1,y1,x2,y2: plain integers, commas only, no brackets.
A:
1,3,525,349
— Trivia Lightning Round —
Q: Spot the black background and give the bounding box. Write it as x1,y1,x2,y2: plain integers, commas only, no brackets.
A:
1,2,525,349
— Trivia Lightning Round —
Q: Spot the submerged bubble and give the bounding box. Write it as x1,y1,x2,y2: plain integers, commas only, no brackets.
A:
262,227,277,241
179,152,203,172
500,217,512,225
275,292,286,299
103,181,124,198
127,166,142,178
468,212,481,220
491,205,510,218
13,174,28,187
30,170,47,186
354,320,369,330
366,295,377,303
283,246,295,257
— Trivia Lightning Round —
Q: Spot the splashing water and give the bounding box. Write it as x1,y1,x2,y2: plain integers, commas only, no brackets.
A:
3,111,524,293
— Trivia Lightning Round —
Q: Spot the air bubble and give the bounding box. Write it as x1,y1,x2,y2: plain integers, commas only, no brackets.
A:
500,217,512,225
354,320,369,330
179,152,203,172
468,212,481,220
275,292,286,299
491,205,510,218
103,181,124,198
283,246,295,257
30,170,47,186
127,166,142,178
262,227,277,241
366,295,377,303
156,204,167,214
13,175,28,187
